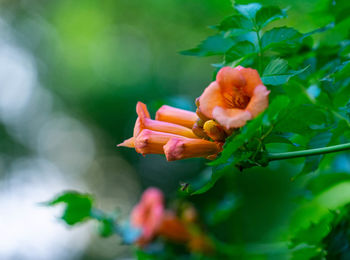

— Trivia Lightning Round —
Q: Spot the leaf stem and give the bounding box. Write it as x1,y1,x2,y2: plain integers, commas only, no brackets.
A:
256,29,263,74
268,143,350,161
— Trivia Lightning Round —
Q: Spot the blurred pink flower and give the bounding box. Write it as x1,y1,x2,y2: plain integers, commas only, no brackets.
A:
130,187,164,245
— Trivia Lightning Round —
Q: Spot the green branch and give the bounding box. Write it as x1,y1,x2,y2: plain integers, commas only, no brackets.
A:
268,143,350,161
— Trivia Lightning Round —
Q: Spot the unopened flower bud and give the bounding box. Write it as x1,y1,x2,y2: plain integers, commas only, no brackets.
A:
192,121,209,139
203,120,226,142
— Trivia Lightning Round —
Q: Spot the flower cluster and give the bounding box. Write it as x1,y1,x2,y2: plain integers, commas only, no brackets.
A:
130,187,213,253
118,102,222,160
118,66,269,160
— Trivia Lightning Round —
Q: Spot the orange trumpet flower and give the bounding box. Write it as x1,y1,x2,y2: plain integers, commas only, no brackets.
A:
198,66,270,130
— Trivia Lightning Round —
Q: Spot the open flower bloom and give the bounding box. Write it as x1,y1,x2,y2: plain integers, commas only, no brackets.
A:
198,66,270,130
118,102,223,160
131,188,164,245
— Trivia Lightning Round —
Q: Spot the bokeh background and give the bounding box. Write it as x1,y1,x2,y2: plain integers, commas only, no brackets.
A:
0,0,344,259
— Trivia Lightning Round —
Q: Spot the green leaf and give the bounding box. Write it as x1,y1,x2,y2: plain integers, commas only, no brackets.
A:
206,193,238,225
291,215,333,248
46,191,93,225
291,181,350,234
307,173,350,196
214,14,253,32
235,3,262,20
296,131,333,178
291,244,323,260
225,40,256,63
262,59,309,86
181,34,234,57
264,134,297,146
98,218,115,237
211,115,264,166
308,131,333,149
267,95,290,122
255,6,287,29
136,250,156,260
261,27,302,50
191,163,232,195
263,58,288,75
275,105,327,135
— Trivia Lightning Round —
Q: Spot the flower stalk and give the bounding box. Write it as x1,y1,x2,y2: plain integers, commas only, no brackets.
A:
268,143,350,161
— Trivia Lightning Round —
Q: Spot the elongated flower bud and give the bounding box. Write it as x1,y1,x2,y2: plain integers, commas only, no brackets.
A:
156,105,198,129
135,129,185,155
140,117,199,139
136,101,151,119
164,137,222,161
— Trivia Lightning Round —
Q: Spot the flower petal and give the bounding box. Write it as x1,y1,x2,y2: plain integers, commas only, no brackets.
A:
216,66,246,98
236,66,263,96
198,82,226,119
155,105,198,129
136,101,151,119
212,107,252,130
246,84,270,118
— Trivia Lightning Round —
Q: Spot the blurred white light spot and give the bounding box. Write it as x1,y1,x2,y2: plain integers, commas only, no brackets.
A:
0,44,35,123
37,115,95,175
0,158,90,260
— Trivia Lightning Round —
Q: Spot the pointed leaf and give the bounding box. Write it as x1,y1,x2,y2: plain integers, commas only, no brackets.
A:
263,58,288,76
46,191,93,225
191,163,232,195
181,34,235,57
211,115,264,166
214,14,253,31
235,3,262,20
263,134,297,146
261,27,302,50
255,6,287,29
262,59,308,86
297,131,333,178
225,40,256,63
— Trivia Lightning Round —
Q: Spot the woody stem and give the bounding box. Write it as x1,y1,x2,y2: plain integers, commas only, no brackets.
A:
268,143,350,161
